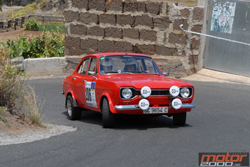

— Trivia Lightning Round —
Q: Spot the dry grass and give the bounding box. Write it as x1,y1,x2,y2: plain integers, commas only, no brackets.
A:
0,107,8,124
0,49,18,109
0,3,37,21
21,85,46,128
0,47,45,128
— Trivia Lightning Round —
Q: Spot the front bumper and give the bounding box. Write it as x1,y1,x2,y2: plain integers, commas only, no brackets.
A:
114,103,195,110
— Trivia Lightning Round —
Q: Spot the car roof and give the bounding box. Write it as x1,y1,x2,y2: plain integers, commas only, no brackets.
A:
85,52,152,58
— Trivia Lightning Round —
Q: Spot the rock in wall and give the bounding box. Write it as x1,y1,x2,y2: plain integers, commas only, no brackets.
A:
41,0,66,11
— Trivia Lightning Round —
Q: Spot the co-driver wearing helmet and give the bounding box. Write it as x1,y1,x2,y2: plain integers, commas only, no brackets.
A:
100,57,114,74
124,58,137,73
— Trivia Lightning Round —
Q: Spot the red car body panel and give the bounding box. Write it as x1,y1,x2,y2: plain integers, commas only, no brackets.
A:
62,52,195,115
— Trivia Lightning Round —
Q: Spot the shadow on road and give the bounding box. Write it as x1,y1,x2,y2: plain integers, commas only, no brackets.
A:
62,110,192,130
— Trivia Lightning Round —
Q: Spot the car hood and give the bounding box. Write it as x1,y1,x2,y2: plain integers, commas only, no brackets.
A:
100,75,193,89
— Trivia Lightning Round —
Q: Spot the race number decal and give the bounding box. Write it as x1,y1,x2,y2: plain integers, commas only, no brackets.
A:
85,82,97,108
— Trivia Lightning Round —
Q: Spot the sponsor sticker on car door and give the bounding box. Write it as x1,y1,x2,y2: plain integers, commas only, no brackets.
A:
85,82,97,108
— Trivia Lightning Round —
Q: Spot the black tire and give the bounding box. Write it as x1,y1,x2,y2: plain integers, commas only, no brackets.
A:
102,98,115,128
66,95,81,120
173,112,186,126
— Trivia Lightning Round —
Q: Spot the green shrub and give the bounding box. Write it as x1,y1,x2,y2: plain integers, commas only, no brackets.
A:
38,22,65,33
7,36,30,59
43,31,65,57
23,18,39,31
6,31,64,59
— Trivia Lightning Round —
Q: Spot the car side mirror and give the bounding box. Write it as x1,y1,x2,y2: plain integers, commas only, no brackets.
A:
164,72,169,76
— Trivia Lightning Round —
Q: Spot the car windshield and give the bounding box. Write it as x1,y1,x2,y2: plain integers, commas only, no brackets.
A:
99,55,162,75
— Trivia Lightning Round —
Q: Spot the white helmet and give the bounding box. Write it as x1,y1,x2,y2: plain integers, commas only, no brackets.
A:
101,57,114,71
102,57,113,67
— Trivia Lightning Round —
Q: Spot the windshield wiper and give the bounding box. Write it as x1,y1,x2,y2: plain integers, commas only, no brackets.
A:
105,71,119,74
120,72,134,74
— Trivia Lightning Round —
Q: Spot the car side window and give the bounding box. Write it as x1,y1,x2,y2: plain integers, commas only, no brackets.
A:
137,60,144,72
88,58,97,75
144,59,157,74
78,58,90,75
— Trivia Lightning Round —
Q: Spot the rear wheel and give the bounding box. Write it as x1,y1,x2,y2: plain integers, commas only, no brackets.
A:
66,95,81,120
173,112,186,126
102,98,115,128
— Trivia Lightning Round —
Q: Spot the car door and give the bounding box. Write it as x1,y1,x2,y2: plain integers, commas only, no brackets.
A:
72,57,90,108
82,57,99,110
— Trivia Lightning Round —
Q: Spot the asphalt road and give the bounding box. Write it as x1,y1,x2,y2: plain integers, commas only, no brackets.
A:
0,78,249,167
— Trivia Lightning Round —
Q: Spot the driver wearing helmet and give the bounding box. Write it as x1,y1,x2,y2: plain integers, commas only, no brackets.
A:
124,58,137,73
100,57,114,74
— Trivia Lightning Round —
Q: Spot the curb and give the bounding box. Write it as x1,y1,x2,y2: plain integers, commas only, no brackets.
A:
183,69,250,85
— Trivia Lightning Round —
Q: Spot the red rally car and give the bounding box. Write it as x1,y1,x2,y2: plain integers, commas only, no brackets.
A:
62,52,195,128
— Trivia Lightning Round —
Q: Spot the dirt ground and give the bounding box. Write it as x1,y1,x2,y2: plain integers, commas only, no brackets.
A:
0,109,44,135
0,28,43,43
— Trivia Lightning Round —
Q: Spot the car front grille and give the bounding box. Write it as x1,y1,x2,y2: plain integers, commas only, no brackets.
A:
136,89,170,96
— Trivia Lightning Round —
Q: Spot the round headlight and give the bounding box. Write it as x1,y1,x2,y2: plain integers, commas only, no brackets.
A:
180,87,190,98
122,88,133,99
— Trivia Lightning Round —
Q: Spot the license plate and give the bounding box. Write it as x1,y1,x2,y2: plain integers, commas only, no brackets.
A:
143,107,168,114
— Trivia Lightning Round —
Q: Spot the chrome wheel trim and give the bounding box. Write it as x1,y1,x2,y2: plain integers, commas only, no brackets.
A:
67,99,72,117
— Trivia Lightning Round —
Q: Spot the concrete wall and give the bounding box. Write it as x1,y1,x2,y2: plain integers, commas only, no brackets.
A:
198,0,206,6
64,0,204,77
202,0,250,77
23,57,67,76
11,56,71,77
0,15,64,33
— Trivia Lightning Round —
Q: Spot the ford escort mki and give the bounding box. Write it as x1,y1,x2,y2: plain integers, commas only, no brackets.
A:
62,53,195,128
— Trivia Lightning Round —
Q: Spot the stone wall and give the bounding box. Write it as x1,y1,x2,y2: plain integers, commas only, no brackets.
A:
41,0,67,11
0,15,64,33
64,0,204,77
2,0,66,7
3,0,36,6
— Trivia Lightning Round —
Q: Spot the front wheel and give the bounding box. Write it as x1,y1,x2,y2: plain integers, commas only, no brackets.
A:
102,98,115,128
66,95,81,120
173,112,186,126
